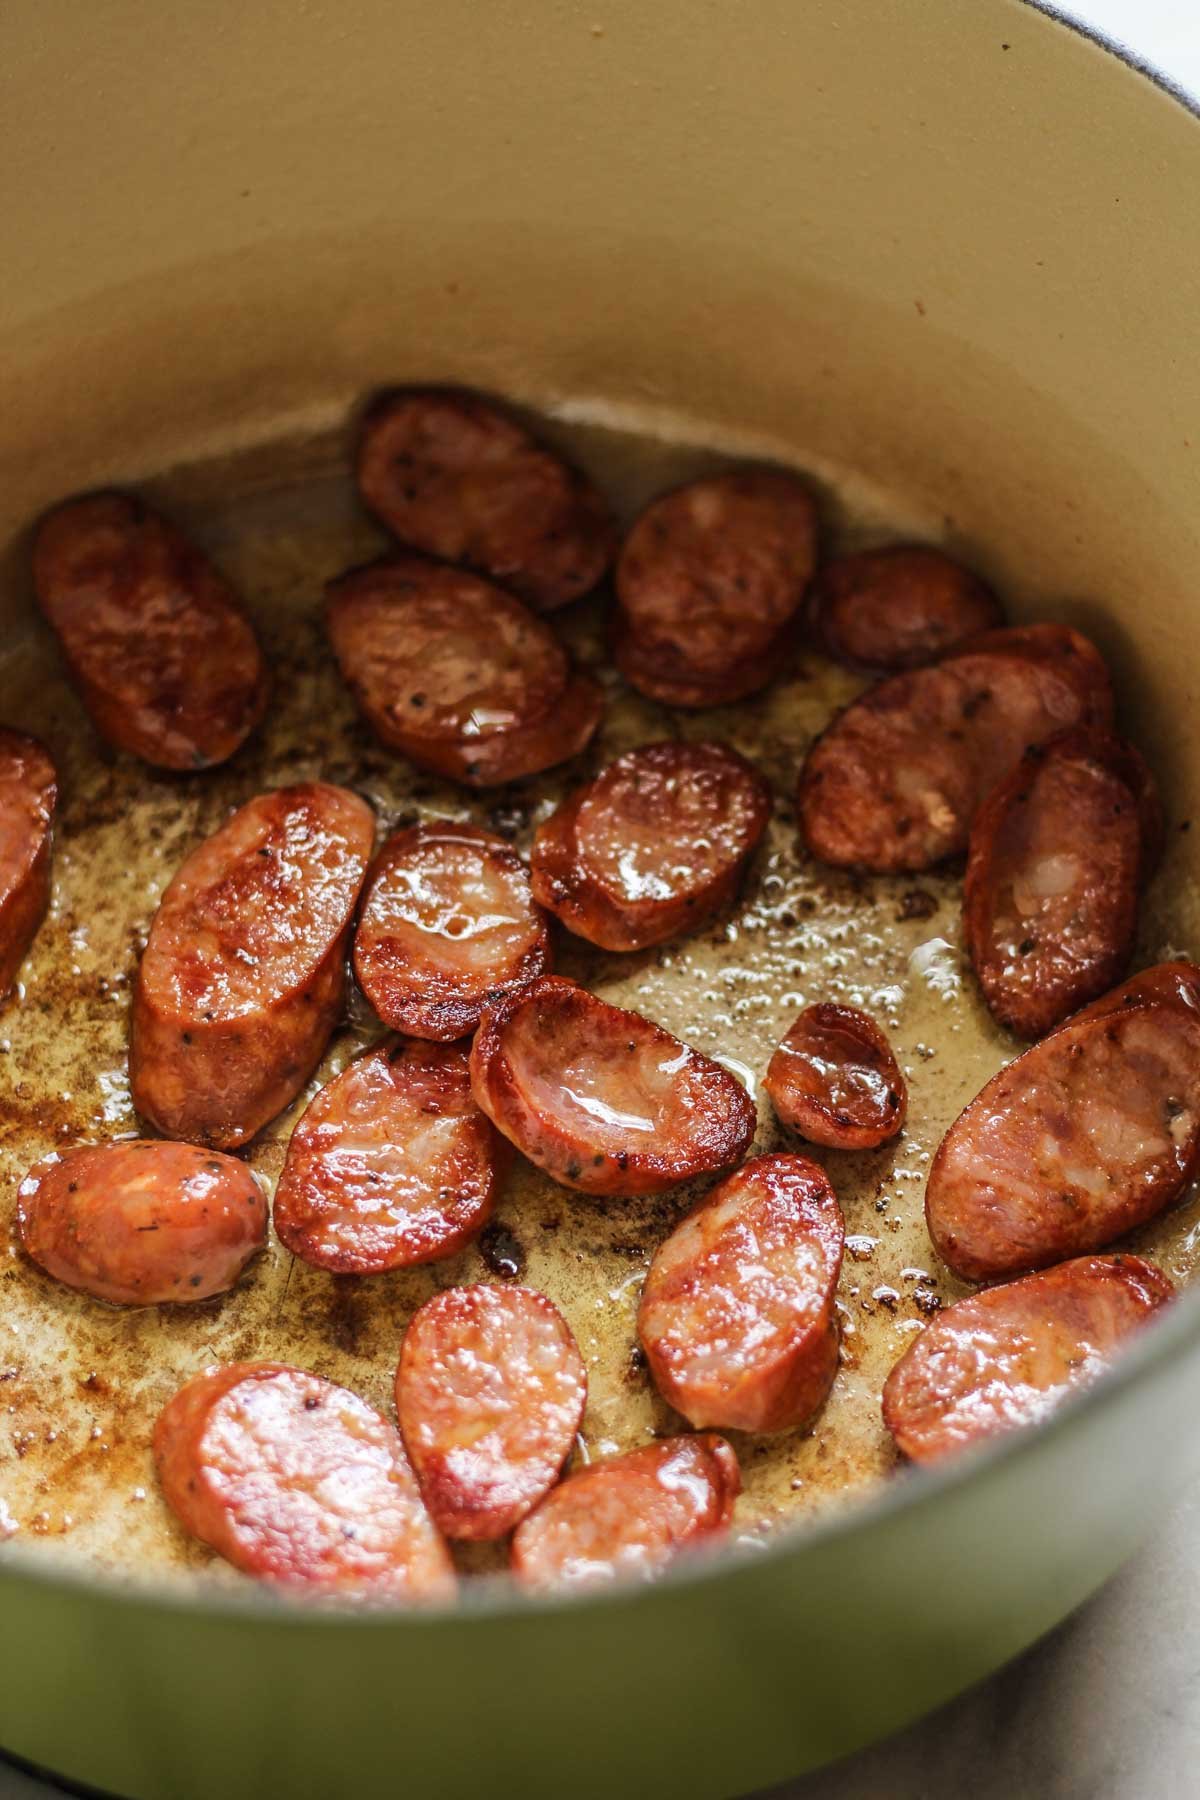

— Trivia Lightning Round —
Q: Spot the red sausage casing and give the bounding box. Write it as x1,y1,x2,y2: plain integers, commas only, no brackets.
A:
811,545,1001,672
0,728,56,998
764,1002,907,1149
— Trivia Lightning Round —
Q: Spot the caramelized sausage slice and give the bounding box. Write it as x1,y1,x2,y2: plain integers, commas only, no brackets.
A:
17,1140,266,1306
397,1284,586,1540
272,1039,500,1274
510,1434,740,1589
811,545,1001,671
798,624,1114,871
131,782,375,1148
354,822,551,1038
32,492,268,769
0,728,56,999
925,962,1200,1280
964,730,1161,1039
764,1003,907,1149
531,741,771,951
882,1254,1174,1463
470,975,756,1196
154,1362,455,1597
356,388,616,611
638,1154,844,1433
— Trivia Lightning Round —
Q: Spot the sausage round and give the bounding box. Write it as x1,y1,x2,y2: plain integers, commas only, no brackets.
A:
17,1140,267,1306
925,962,1200,1280
130,782,375,1149
798,624,1114,871
469,974,756,1196
32,492,269,770
811,545,1001,671
272,1038,500,1274
882,1253,1174,1463
530,741,771,951
638,1154,844,1434
355,387,616,612
354,822,551,1039
154,1362,455,1597
396,1284,586,1540
510,1434,740,1589
0,728,56,999
764,1003,907,1150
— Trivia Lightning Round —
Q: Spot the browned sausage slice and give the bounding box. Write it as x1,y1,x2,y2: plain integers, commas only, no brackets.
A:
272,1038,500,1274
131,782,375,1149
925,962,1200,1280
530,741,771,951
396,1284,586,1539
638,1153,844,1433
356,388,616,612
798,624,1114,871
154,1362,455,1597
764,1003,907,1149
882,1253,1174,1463
354,822,551,1038
811,545,1001,671
0,728,56,999
964,730,1161,1039
469,975,756,1196
32,492,269,769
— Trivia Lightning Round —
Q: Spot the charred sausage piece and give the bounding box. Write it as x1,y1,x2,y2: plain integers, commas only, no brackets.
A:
638,1154,844,1433
32,492,269,769
16,1140,266,1306
354,822,551,1038
764,1003,907,1149
614,619,786,711
882,1253,1174,1463
530,741,771,951
469,975,756,1196
798,624,1114,872
964,730,1162,1039
154,1362,455,1597
131,783,375,1149
397,1284,586,1540
925,962,1200,1280
510,1434,740,1589
272,1038,500,1274
811,545,1001,672
0,728,56,999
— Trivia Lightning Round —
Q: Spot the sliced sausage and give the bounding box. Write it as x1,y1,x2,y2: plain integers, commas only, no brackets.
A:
530,742,771,951
354,822,550,1038
613,621,784,711
638,1154,844,1433
355,387,616,612
396,1284,586,1539
964,730,1161,1039
32,492,268,770
925,961,1200,1280
764,1003,907,1149
882,1253,1174,1463
272,1038,500,1274
469,974,756,1196
154,1362,455,1597
811,545,1001,671
130,782,375,1149
798,624,1114,872
510,1434,740,1589
0,728,56,999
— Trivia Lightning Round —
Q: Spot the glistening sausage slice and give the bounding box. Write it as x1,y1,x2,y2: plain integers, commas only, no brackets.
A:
530,741,771,951
154,1362,455,1598
882,1254,1174,1463
354,822,551,1038
272,1039,500,1274
798,624,1114,871
396,1284,586,1540
469,975,756,1196
17,1140,267,1306
510,1434,740,1590
0,729,56,999
925,962,1200,1280
32,492,268,769
637,1154,844,1433
811,545,1001,671
356,387,616,611
764,1003,907,1150
130,783,375,1148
